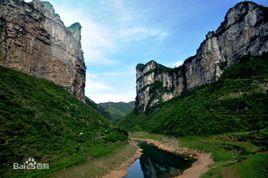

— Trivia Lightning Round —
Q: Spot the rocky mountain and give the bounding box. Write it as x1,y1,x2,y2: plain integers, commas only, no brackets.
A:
119,54,268,135
0,0,85,100
135,2,268,112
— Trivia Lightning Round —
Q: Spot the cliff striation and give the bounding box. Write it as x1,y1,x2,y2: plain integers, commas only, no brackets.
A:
136,2,268,112
0,0,86,100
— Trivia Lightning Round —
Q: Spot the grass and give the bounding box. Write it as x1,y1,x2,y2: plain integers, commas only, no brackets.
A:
99,101,135,122
236,153,268,178
202,153,268,178
130,131,268,178
130,131,167,142
87,143,123,158
118,55,268,177
118,55,268,136
0,66,128,177
85,97,113,120
179,130,268,178
49,142,138,178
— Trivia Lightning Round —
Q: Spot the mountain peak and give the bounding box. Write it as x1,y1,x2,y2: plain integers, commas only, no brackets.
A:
135,1,268,112
220,1,266,30
68,22,82,41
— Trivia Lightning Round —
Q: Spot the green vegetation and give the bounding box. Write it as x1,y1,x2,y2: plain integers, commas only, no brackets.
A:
136,63,146,71
99,101,135,122
0,66,128,177
130,132,166,142
180,130,268,178
118,55,268,136
85,97,113,120
130,131,267,178
119,55,268,177
137,61,174,80
136,60,173,74
49,143,138,178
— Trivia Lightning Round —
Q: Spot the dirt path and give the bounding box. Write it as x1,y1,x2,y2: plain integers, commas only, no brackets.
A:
176,151,213,178
131,137,214,178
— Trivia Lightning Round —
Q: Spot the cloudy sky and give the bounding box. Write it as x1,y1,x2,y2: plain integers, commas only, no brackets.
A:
35,0,268,103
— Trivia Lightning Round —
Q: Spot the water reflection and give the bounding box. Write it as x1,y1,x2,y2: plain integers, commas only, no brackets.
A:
124,142,195,178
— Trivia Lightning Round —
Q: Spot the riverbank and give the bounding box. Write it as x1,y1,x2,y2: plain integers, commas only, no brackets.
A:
179,130,268,178
48,142,138,178
101,132,214,178
131,131,268,178
103,142,142,178
52,132,213,178
49,130,267,178
130,133,213,178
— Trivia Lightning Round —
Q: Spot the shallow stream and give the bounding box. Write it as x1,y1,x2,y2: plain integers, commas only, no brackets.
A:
124,142,195,178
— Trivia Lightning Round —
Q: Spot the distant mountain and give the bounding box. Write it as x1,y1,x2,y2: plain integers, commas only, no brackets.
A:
85,97,113,120
99,101,135,122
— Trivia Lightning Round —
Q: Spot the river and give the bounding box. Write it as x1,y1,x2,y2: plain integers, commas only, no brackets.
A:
124,142,195,178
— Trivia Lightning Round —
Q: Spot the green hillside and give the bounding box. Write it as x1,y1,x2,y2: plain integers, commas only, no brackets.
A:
85,97,113,120
99,101,135,122
0,66,127,177
118,55,268,136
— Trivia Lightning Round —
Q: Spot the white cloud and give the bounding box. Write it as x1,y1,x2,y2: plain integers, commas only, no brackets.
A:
172,60,184,67
85,77,112,93
96,67,135,78
118,27,168,42
85,70,135,103
51,6,117,66
164,60,184,68
112,0,134,23
44,0,167,102
111,0,169,42
85,49,116,65
50,1,168,66
157,32,169,40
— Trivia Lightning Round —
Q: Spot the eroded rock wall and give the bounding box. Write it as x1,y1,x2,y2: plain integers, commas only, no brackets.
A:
0,0,86,100
136,2,268,112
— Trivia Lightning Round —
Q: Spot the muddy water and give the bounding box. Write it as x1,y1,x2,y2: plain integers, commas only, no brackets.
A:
124,142,195,178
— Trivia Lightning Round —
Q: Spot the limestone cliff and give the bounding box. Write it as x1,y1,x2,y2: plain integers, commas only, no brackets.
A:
0,0,86,100
136,2,268,112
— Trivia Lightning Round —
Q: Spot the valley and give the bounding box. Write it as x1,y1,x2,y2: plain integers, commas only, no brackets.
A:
45,131,267,178
99,101,135,122
0,0,267,178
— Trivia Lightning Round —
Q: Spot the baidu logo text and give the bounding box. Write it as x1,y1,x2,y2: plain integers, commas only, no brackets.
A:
13,157,49,170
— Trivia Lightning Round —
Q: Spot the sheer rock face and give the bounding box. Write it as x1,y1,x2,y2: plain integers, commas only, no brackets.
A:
0,0,86,100
136,2,268,112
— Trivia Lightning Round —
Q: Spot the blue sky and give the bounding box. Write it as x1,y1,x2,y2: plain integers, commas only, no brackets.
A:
36,0,268,103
